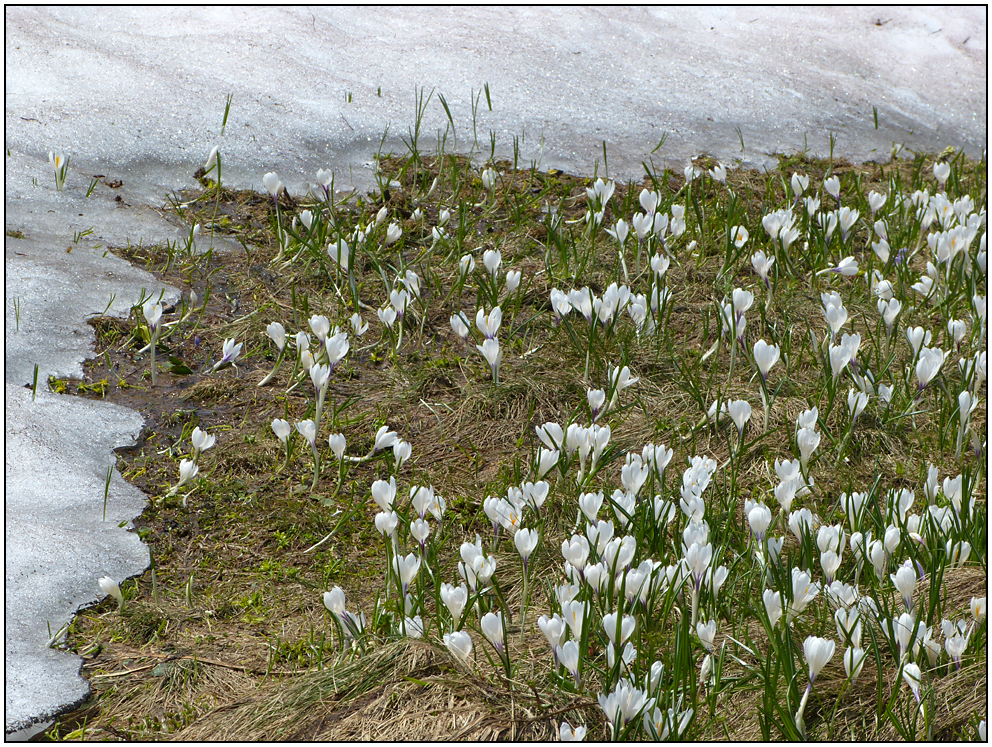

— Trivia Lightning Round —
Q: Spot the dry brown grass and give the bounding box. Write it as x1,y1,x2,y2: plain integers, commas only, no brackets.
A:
171,638,601,742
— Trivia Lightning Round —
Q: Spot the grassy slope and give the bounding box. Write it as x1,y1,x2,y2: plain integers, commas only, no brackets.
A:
44,144,986,741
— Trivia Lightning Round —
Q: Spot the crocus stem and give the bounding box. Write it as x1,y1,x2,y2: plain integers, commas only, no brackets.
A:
314,389,326,435
310,448,320,491
520,570,529,645
728,337,736,384
150,342,157,387
258,349,286,386
383,539,393,600
795,683,811,738
760,386,769,432
348,266,359,312
209,155,223,251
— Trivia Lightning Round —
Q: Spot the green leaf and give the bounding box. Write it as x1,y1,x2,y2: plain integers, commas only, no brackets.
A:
166,356,193,375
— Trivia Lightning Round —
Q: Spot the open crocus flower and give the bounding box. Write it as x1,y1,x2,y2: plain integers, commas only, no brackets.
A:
690,619,715,653
143,299,163,337
632,212,653,243
606,219,629,247
392,553,421,596
729,225,749,249
458,253,476,279
818,256,858,276
877,297,901,337
476,306,502,339
837,207,859,241
190,427,215,463
210,338,243,373
586,177,615,210
384,222,402,246
377,306,397,329
971,596,986,625
49,149,71,191
559,721,587,742
349,313,368,337
915,346,945,391
684,164,702,183
750,249,774,292
608,364,639,409
847,388,869,422
372,426,398,453
167,458,199,498
868,190,887,214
